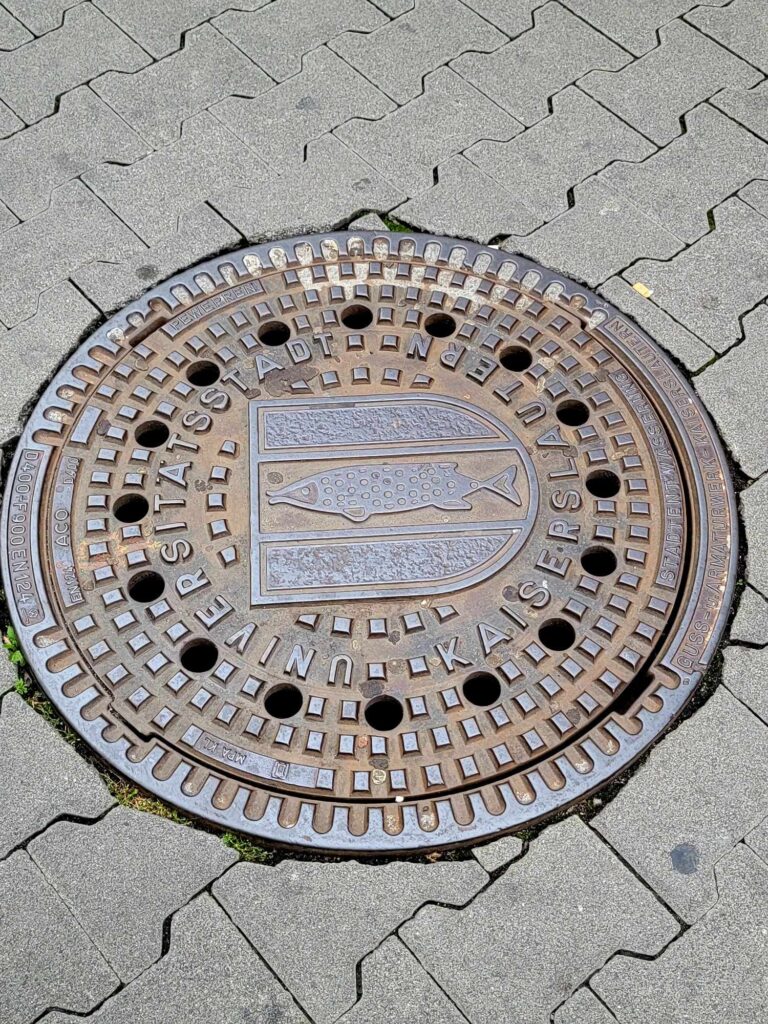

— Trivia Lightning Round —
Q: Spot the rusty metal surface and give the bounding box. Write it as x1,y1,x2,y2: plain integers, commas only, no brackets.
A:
1,232,737,853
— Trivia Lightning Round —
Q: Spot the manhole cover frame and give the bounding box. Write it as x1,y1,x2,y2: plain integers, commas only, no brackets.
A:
2,231,738,854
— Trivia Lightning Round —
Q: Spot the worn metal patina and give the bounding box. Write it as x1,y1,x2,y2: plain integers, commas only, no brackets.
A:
1,232,737,853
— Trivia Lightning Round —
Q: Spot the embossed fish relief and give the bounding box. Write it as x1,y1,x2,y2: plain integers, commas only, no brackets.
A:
267,462,521,522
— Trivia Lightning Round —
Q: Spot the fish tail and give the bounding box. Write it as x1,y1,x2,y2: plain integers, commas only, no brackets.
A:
479,466,521,505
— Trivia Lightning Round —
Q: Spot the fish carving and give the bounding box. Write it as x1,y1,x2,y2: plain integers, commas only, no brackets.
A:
266,462,521,522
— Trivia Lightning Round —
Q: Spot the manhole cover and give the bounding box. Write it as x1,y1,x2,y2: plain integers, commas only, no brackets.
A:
2,232,736,853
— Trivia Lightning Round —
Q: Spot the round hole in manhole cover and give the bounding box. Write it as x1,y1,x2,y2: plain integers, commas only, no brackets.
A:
1,232,737,854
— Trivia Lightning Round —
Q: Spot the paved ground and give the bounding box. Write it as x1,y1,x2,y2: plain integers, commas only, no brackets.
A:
1,1,767,1021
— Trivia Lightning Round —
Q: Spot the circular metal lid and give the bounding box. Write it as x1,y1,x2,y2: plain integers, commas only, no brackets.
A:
2,232,737,853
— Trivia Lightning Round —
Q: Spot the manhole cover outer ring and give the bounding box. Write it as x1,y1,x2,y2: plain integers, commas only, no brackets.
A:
2,232,737,853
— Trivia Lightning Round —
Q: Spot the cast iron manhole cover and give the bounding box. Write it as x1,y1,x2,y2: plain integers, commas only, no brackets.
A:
2,232,736,853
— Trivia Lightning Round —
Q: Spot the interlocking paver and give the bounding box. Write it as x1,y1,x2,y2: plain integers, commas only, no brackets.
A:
468,85,654,221
0,86,150,220
400,817,676,1024
695,302,768,477
0,3,32,48
460,0,538,37
593,688,768,922
213,857,487,1023
561,0,729,56
713,80,768,141
625,198,768,352
0,851,118,1024
28,806,237,983
0,3,148,125
83,111,266,246
502,178,682,286
0,198,17,230
0,651,17,696
747,817,768,865
742,473,768,596
337,936,467,1024
93,23,272,148
593,844,768,1024
349,211,389,230
581,20,761,145
212,133,404,241
0,692,113,857
730,585,768,644
392,153,540,242
336,67,520,194
0,179,140,326
93,0,268,59
599,275,714,371
42,893,309,1024
453,2,629,127
688,0,768,73
72,203,240,312
331,0,505,104
601,103,768,244
472,833,524,872
723,646,768,724
214,0,386,82
0,281,98,442
554,987,618,1024
213,46,393,167
740,178,768,221
2,0,80,34
0,98,23,138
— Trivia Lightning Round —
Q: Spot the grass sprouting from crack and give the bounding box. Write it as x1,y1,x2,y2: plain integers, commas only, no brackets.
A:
221,831,272,863
381,215,411,232
3,625,25,669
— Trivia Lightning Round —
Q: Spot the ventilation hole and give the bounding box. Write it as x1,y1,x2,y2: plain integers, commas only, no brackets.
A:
424,312,456,337
127,570,165,604
186,360,220,386
556,399,590,427
581,546,618,577
364,695,404,732
180,638,219,673
586,470,621,498
462,672,501,707
258,320,290,346
538,618,576,651
113,494,149,523
499,345,533,371
134,420,170,449
264,683,303,719
340,304,373,329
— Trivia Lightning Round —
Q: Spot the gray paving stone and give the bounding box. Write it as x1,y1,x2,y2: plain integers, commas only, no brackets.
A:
336,66,520,194
213,133,403,241
593,844,768,1024
0,197,17,230
83,111,266,246
600,103,768,245
213,46,393,167
695,302,768,477
468,85,654,221
0,851,118,1024
42,893,309,1024
723,645,768,724
625,198,768,352
0,98,23,138
373,0,413,14
581,20,760,145
94,0,268,59
502,178,682,287
349,211,389,231
599,275,714,371
0,179,140,326
392,153,540,242
746,816,768,865
214,0,386,82
453,1,629,127
28,806,237,983
213,856,487,1023
0,3,148,124
0,86,150,220
337,936,467,1024
730,585,768,645
554,987,618,1024
460,0,539,37
0,692,113,857
72,203,240,312
562,0,728,56
472,832,524,872
593,688,768,922
331,0,505,104
713,80,768,142
400,817,676,1024
0,3,32,48
740,178,768,221
0,280,99,442
0,650,18,695
3,0,79,34
688,0,768,73
742,473,768,596
93,23,272,148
